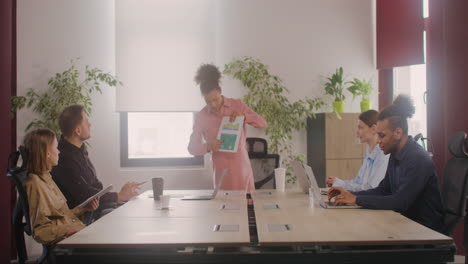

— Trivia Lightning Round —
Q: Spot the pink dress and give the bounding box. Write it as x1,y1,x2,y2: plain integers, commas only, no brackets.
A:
188,97,267,192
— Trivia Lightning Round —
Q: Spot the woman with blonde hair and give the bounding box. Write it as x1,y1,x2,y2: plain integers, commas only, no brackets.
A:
22,128,99,245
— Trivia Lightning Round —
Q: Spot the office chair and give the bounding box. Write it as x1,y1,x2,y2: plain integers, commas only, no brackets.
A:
246,137,280,189
441,131,468,236
414,133,434,158
7,147,49,264
246,137,267,155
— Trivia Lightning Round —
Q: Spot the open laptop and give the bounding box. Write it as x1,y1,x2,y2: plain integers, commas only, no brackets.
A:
181,169,228,200
291,160,312,194
291,161,329,195
291,161,361,209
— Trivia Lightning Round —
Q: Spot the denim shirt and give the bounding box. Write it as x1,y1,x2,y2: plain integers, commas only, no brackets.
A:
333,146,389,192
354,137,445,232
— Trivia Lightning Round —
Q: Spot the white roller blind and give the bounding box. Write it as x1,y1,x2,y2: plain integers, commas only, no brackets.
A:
115,0,215,112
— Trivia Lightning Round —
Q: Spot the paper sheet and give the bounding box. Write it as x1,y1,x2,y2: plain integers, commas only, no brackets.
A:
216,116,244,152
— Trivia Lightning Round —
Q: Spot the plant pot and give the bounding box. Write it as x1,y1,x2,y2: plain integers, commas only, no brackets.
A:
360,99,371,112
333,101,344,113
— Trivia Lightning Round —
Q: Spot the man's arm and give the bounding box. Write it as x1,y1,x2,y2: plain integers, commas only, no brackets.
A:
352,168,391,197
355,159,432,211
51,159,116,208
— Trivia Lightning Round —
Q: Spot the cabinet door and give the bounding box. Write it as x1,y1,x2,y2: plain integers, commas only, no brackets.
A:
325,113,366,159
325,159,363,183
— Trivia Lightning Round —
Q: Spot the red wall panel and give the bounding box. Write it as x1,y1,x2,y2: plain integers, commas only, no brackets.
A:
0,0,16,262
377,0,425,69
427,0,468,255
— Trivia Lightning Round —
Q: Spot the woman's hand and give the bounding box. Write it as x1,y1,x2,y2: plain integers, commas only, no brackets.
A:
326,177,336,187
84,197,100,211
229,111,245,122
207,139,222,152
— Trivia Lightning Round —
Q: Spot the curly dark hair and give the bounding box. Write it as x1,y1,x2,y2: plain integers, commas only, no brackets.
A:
194,64,221,94
378,94,415,135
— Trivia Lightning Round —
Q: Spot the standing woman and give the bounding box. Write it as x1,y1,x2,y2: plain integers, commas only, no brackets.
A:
22,128,99,245
188,64,267,192
326,110,389,192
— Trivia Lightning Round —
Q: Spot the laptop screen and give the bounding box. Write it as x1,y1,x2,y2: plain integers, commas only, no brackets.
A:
303,164,323,203
211,169,228,198
290,160,309,193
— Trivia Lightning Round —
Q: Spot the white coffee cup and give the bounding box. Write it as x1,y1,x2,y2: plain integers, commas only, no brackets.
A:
274,168,286,192
159,195,171,209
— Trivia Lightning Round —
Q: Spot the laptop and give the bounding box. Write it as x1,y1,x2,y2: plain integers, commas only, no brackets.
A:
291,161,361,209
291,160,312,194
181,169,228,200
291,161,328,195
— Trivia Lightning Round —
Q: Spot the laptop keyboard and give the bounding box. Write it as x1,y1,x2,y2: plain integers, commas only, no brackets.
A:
324,201,354,208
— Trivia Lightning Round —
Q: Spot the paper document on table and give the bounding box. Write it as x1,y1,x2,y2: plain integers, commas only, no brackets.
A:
77,185,113,209
216,116,244,152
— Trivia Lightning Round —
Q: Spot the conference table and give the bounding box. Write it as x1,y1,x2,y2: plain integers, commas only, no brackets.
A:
55,189,455,263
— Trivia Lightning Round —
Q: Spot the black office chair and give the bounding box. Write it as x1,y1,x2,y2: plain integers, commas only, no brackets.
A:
414,133,434,158
246,137,280,189
441,131,468,236
7,147,49,264
246,137,268,156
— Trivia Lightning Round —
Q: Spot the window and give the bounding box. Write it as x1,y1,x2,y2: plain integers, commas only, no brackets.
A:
120,112,203,167
393,64,427,138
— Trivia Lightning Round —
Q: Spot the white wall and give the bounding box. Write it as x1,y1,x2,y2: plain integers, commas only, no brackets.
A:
215,0,377,161
17,0,117,256
17,0,378,192
17,0,376,255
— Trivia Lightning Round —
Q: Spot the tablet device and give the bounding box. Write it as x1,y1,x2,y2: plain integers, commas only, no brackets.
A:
77,185,113,209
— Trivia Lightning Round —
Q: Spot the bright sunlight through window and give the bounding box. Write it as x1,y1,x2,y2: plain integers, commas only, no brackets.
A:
127,112,194,159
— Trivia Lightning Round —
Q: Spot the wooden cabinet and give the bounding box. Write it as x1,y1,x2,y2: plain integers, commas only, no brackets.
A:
307,113,366,187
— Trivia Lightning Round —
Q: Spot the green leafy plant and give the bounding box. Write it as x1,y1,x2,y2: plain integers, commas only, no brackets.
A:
11,59,121,138
347,78,373,101
223,56,325,183
324,67,346,102
347,78,373,112
324,67,347,114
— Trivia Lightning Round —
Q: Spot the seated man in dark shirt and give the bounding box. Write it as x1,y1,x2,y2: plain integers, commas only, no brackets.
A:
328,95,445,233
51,104,141,222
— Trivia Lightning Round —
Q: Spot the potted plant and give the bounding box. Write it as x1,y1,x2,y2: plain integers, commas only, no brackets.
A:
324,67,346,113
224,56,325,183
347,78,373,112
11,59,121,138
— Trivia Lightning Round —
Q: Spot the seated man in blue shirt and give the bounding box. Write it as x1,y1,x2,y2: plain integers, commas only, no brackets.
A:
328,95,445,232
